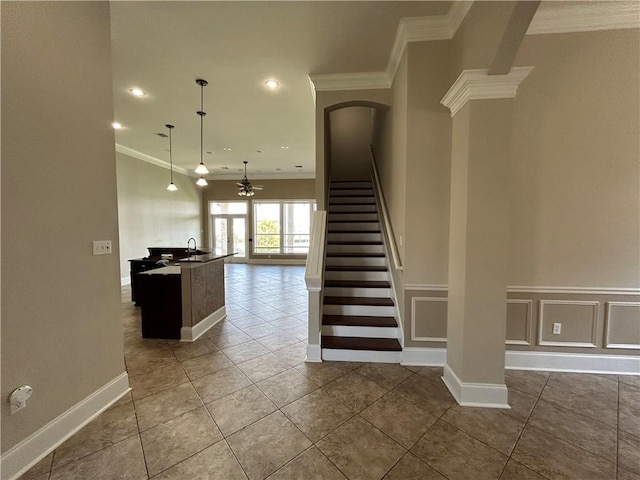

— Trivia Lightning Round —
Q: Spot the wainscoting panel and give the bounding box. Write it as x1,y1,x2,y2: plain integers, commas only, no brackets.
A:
404,286,640,355
506,299,532,345
411,297,448,342
605,302,640,349
538,300,599,347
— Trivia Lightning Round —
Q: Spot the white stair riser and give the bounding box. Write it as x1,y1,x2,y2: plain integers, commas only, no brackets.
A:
329,204,377,213
323,304,395,316
322,348,401,363
325,270,388,281
330,197,375,204
328,213,378,222
327,232,381,242
326,244,384,254
322,325,398,338
325,257,386,267
330,189,374,196
324,287,391,298
328,222,379,231
330,182,372,188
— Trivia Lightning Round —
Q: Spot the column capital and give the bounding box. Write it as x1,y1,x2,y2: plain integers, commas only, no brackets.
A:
441,67,534,117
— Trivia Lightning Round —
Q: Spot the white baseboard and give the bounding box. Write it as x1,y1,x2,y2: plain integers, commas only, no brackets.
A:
1,372,130,480
443,363,510,409
181,306,226,342
505,350,640,375
401,347,447,366
306,344,322,363
120,276,131,286
248,259,306,265
399,347,640,376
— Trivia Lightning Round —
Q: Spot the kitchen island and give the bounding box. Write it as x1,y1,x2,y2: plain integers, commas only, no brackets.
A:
137,253,233,341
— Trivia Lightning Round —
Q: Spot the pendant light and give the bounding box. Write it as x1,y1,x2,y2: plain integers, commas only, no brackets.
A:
166,124,178,191
194,79,209,178
196,176,208,187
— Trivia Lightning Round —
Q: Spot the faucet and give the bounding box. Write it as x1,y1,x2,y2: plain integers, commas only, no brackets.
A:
187,237,197,258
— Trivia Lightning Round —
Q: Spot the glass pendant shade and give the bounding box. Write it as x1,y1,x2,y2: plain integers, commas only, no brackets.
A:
166,124,177,192
196,176,208,187
195,162,209,175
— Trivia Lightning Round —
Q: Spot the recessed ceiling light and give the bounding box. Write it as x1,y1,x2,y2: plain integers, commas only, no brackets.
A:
295,165,302,168
129,88,146,97
155,132,168,138
223,147,232,151
206,151,213,155
275,168,282,171
112,122,123,129
221,166,229,170
280,146,289,150
256,150,263,153
264,79,279,89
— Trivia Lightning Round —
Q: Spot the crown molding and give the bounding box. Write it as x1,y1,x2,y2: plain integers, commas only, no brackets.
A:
308,72,390,92
310,2,474,92
207,172,315,181
440,66,534,117
116,144,192,176
527,1,640,35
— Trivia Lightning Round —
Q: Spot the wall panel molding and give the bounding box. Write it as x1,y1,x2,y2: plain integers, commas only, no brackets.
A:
411,297,447,342
605,302,640,350
404,284,640,296
506,299,532,345
538,300,599,348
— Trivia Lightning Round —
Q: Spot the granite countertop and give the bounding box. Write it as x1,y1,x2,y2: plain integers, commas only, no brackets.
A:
178,253,236,264
138,265,181,275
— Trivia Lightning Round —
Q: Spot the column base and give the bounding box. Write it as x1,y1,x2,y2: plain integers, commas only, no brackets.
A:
442,363,510,409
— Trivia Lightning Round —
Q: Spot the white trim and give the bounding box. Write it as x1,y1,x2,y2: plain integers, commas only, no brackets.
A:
209,172,316,181
401,348,640,376
401,284,640,296
405,284,448,292
249,258,306,266
506,299,532,346
308,72,390,92
181,306,226,342
322,325,398,339
305,344,322,363
1,373,130,480
305,210,327,293
401,347,446,366
321,348,401,363
505,350,640,375
120,276,131,287
411,297,448,342
441,67,534,117
442,363,510,409
527,1,640,35
538,300,599,348
605,302,640,350
371,154,402,271
116,144,191,176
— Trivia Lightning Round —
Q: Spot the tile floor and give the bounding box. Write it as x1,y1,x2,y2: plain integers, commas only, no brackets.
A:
20,264,640,480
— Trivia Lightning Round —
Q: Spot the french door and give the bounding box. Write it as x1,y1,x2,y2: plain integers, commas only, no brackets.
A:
211,215,247,263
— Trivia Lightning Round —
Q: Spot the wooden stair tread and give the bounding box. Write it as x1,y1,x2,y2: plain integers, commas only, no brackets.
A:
327,240,382,245
328,229,381,233
329,219,378,223
324,280,390,288
323,315,397,327
328,202,376,206
324,296,394,306
325,265,387,272
322,336,402,351
326,252,385,258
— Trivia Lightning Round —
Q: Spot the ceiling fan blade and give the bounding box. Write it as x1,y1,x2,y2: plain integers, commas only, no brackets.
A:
253,185,264,190
236,182,245,187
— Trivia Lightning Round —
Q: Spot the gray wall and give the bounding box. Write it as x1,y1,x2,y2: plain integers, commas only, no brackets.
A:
1,2,124,451
116,153,203,280
329,107,374,181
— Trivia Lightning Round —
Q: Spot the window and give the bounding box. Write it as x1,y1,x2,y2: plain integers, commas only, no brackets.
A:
209,202,248,215
254,201,315,254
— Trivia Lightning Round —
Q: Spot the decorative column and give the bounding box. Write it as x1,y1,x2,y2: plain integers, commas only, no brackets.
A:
440,67,533,408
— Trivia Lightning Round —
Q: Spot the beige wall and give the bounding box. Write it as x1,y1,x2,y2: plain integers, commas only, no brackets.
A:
329,107,374,181
510,28,640,288
116,153,203,278
1,2,124,451
202,179,315,259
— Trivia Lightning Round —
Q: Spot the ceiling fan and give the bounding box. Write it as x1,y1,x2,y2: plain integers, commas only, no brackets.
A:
237,161,263,197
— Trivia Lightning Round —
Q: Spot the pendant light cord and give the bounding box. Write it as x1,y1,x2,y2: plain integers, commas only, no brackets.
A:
169,126,174,183
200,84,204,165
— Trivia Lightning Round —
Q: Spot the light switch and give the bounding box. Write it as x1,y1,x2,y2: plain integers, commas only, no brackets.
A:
93,240,112,255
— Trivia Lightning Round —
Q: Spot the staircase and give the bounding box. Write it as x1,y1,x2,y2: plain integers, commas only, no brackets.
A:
322,180,402,363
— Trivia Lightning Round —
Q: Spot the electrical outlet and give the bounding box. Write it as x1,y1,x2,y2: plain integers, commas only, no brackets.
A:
92,240,112,255
552,322,562,335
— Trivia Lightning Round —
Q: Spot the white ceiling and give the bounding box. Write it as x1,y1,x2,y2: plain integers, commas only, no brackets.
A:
110,1,451,180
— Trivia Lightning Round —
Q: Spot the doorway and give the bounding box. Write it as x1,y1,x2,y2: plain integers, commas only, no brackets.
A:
209,201,248,263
